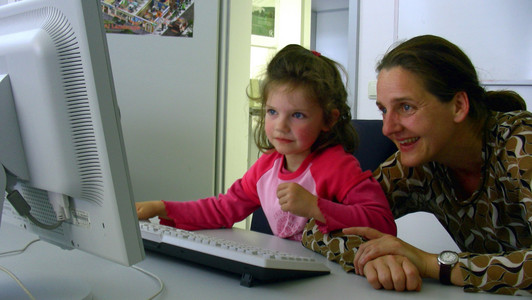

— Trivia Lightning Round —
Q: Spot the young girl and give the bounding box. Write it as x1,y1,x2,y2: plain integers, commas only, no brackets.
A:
136,44,396,240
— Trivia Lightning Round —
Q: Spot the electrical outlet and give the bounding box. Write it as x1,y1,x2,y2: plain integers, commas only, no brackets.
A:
368,80,377,100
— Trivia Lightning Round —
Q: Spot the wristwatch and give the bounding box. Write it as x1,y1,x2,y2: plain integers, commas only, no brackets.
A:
438,250,459,285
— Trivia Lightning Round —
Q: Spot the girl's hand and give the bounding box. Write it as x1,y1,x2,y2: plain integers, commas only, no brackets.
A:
343,227,433,278
277,182,324,222
135,201,167,220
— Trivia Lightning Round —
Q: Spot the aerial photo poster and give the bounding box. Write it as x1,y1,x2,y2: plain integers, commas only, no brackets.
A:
100,0,194,37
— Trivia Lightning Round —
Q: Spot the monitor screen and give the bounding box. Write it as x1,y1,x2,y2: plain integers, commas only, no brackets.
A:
0,0,144,266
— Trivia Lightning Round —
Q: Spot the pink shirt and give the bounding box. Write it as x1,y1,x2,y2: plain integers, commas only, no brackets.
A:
161,145,396,240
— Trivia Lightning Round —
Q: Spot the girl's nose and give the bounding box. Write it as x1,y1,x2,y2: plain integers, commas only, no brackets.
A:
275,116,289,132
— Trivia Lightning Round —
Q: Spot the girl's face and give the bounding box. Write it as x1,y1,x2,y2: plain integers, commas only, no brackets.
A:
376,67,458,167
265,84,329,169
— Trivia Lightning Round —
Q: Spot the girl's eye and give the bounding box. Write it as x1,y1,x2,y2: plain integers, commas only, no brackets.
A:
267,109,277,116
293,112,305,119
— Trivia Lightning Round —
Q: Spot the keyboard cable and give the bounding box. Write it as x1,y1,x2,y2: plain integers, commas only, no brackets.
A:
132,265,165,300
0,238,40,300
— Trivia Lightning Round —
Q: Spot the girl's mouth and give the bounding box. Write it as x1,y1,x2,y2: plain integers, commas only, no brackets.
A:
276,138,293,144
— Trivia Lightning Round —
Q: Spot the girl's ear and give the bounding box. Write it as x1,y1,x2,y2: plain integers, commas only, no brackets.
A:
323,109,340,131
452,91,469,123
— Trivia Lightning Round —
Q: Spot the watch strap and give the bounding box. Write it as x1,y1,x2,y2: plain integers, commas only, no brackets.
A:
439,262,452,285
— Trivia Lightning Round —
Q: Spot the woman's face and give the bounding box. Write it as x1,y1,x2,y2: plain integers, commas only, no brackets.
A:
376,67,458,167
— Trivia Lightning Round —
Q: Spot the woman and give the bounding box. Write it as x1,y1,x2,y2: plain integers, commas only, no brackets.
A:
302,35,531,295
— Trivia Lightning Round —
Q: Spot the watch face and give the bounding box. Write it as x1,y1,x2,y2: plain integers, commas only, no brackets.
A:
439,251,459,264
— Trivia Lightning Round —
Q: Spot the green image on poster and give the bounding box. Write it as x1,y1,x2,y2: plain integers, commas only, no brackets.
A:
252,5,275,38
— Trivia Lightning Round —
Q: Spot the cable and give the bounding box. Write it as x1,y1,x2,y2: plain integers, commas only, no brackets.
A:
0,239,40,256
132,265,165,300
0,239,40,300
0,236,164,299
0,265,36,300
26,214,63,230
6,189,63,230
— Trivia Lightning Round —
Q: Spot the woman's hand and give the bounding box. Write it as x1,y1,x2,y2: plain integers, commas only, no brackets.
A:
344,227,431,276
363,254,422,291
277,182,324,222
135,200,167,220
343,226,437,291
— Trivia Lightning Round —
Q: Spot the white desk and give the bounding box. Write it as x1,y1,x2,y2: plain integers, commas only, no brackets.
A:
0,223,506,300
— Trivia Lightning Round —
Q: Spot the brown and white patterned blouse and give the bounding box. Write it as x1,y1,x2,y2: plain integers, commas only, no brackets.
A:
302,111,532,295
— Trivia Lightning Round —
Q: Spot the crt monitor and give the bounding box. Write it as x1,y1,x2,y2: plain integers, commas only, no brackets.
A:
0,0,144,266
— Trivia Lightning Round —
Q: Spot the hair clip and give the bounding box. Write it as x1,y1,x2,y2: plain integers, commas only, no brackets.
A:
311,50,321,57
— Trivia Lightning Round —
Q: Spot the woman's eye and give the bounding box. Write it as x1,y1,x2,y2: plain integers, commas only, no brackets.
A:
267,109,276,115
401,104,416,115
293,112,305,119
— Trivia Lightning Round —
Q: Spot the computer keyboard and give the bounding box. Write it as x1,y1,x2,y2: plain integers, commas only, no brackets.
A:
139,221,330,287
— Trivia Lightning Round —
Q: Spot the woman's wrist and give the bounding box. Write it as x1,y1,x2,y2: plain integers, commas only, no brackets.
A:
450,264,464,286
423,252,464,286
423,253,440,279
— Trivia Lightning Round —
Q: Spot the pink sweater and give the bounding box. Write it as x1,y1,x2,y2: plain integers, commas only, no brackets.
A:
161,145,396,240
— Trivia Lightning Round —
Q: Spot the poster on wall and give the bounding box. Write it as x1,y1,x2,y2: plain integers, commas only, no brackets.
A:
251,0,278,48
252,0,275,38
100,0,194,37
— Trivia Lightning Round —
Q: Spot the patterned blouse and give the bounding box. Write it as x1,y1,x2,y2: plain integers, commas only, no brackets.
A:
302,111,532,295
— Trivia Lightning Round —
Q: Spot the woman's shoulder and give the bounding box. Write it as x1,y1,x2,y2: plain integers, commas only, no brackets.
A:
490,111,532,141
493,110,532,123
373,150,441,195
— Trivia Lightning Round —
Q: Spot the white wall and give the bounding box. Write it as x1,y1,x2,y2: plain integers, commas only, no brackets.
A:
313,9,348,72
250,0,311,81
355,0,532,119
223,1,252,193
312,0,353,110
397,0,532,83
105,2,222,203
355,0,395,119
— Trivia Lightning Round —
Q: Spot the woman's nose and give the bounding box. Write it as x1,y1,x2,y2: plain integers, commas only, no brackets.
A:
382,112,400,137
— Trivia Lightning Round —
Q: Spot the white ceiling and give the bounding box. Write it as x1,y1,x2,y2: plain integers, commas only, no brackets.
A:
311,0,349,12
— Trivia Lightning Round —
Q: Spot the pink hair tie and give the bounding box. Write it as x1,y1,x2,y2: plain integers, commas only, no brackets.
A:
311,50,321,57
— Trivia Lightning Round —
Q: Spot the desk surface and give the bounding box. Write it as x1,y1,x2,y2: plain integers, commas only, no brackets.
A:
0,222,505,300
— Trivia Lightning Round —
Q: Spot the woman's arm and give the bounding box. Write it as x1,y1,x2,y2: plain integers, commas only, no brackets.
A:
303,218,532,295
354,228,532,295
314,178,397,236
458,250,532,294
